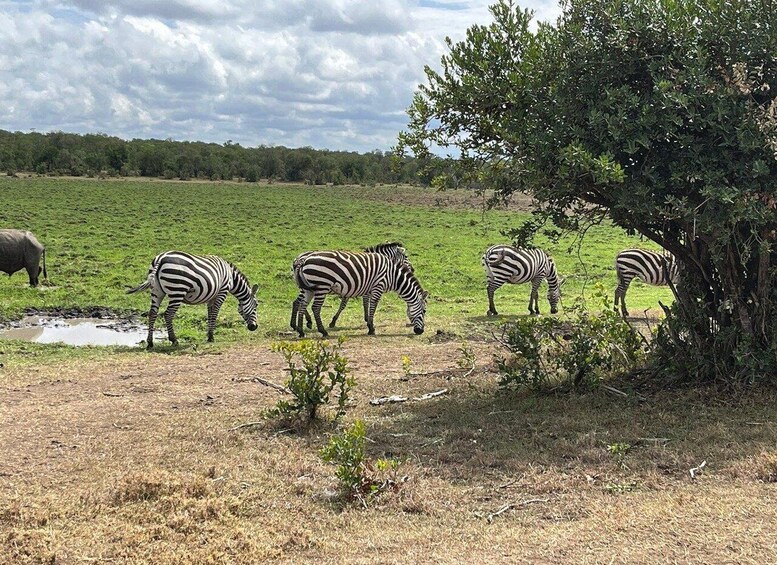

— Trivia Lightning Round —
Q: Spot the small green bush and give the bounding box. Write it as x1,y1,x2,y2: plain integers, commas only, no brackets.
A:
270,338,354,421
320,420,403,505
496,285,646,390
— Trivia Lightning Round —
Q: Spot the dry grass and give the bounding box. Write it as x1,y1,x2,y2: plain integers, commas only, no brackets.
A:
2,338,777,564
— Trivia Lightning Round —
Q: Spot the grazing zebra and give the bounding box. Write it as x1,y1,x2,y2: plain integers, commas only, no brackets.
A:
290,251,427,337
614,249,680,317
127,251,259,349
295,242,414,329
482,245,562,316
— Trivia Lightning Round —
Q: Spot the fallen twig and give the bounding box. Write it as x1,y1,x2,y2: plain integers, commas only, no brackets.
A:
370,389,448,406
370,395,409,406
102,391,124,397
235,376,290,394
414,388,448,400
638,437,670,445
689,460,707,480
486,498,549,523
600,384,646,402
228,421,264,432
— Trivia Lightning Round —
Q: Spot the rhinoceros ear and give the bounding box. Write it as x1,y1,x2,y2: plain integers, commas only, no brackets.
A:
251,284,259,297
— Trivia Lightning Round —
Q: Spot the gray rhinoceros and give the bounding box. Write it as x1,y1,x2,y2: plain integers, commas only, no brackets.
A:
0,229,48,287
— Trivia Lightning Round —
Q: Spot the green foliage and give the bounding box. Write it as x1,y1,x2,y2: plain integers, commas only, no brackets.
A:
607,442,632,469
496,287,646,390
270,338,354,421
400,0,777,385
320,420,404,505
0,129,424,185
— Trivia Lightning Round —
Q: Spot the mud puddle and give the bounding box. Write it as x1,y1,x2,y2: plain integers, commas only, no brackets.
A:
0,314,160,347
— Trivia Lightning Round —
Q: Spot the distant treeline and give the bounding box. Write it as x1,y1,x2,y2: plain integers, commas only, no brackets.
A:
0,130,438,185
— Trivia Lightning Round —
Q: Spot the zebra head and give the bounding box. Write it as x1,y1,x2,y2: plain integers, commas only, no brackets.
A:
232,266,259,331
237,283,259,331
546,258,562,314
408,289,428,335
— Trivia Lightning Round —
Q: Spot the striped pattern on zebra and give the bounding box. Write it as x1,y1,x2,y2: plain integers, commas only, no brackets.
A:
482,245,562,316
295,242,414,329
614,249,679,317
290,250,427,337
127,251,258,349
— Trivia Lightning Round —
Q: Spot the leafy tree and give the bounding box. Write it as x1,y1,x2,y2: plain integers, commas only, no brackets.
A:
398,0,777,385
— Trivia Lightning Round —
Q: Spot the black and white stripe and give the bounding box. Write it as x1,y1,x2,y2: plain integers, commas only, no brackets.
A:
482,245,562,315
127,251,258,349
290,250,427,337
614,249,679,317
295,242,414,329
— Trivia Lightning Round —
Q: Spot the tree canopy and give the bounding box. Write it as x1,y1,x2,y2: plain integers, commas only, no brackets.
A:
399,0,777,384
0,130,434,186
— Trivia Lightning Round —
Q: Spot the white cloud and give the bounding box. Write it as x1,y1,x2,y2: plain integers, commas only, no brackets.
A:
0,1,561,151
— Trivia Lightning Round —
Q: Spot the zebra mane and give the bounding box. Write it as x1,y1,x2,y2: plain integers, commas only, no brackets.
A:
396,262,425,293
364,241,405,254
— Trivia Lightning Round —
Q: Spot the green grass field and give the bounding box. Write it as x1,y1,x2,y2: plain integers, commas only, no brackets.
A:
0,176,671,351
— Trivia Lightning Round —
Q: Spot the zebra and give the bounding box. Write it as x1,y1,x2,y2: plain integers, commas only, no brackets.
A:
127,251,259,349
482,245,562,316
295,242,414,329
614,249,680,318
290,251,427,337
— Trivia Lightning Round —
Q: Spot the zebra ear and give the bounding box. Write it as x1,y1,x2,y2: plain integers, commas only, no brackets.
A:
559,277,566,287
421,290,429,300
251,283,259,297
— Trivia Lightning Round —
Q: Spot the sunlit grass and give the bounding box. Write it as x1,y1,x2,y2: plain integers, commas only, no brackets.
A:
0,177,672,357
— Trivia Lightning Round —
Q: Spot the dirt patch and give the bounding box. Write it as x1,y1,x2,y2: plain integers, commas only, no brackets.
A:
2,339,777,563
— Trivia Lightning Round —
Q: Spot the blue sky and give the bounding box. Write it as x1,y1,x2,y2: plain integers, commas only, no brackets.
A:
0,0,560,152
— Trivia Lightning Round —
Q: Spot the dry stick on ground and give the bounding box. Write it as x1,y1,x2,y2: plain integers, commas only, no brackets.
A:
228,421,265,432
370,389,448,406
485,498,550,523
689,460,707,480
234,376,291,394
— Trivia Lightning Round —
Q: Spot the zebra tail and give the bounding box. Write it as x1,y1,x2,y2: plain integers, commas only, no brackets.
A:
293,259,315,291
126,279,151,294
126,262,159,294
482,249,505,278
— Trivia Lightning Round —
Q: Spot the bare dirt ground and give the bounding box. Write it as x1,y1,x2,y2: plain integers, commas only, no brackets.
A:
2,339,777,564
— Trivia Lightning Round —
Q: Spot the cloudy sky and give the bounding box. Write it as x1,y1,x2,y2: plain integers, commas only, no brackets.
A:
1,0,560,153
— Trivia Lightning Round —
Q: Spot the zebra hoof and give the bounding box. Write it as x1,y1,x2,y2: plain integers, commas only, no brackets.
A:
486,311,497,317
320,331,329,338
306,321,313,329
146,342,154,350
297,331,305,338
367,329,375,335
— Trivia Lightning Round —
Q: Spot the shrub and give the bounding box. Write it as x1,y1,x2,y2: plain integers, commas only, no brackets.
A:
270,338,354,421
496,286,646,390
320,420,404,506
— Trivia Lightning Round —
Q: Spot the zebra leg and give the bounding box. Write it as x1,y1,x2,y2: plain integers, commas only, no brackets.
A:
366,289,385,335
362,295,370,323
329,297,350,328
310,292,329,337
146,289,164,350
616,278,632,318
293,292,311,337
486,282,501,316
206,291,228,342
529,278,542,315
290,292,304,332
305,309,313,329
163,298,183,346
